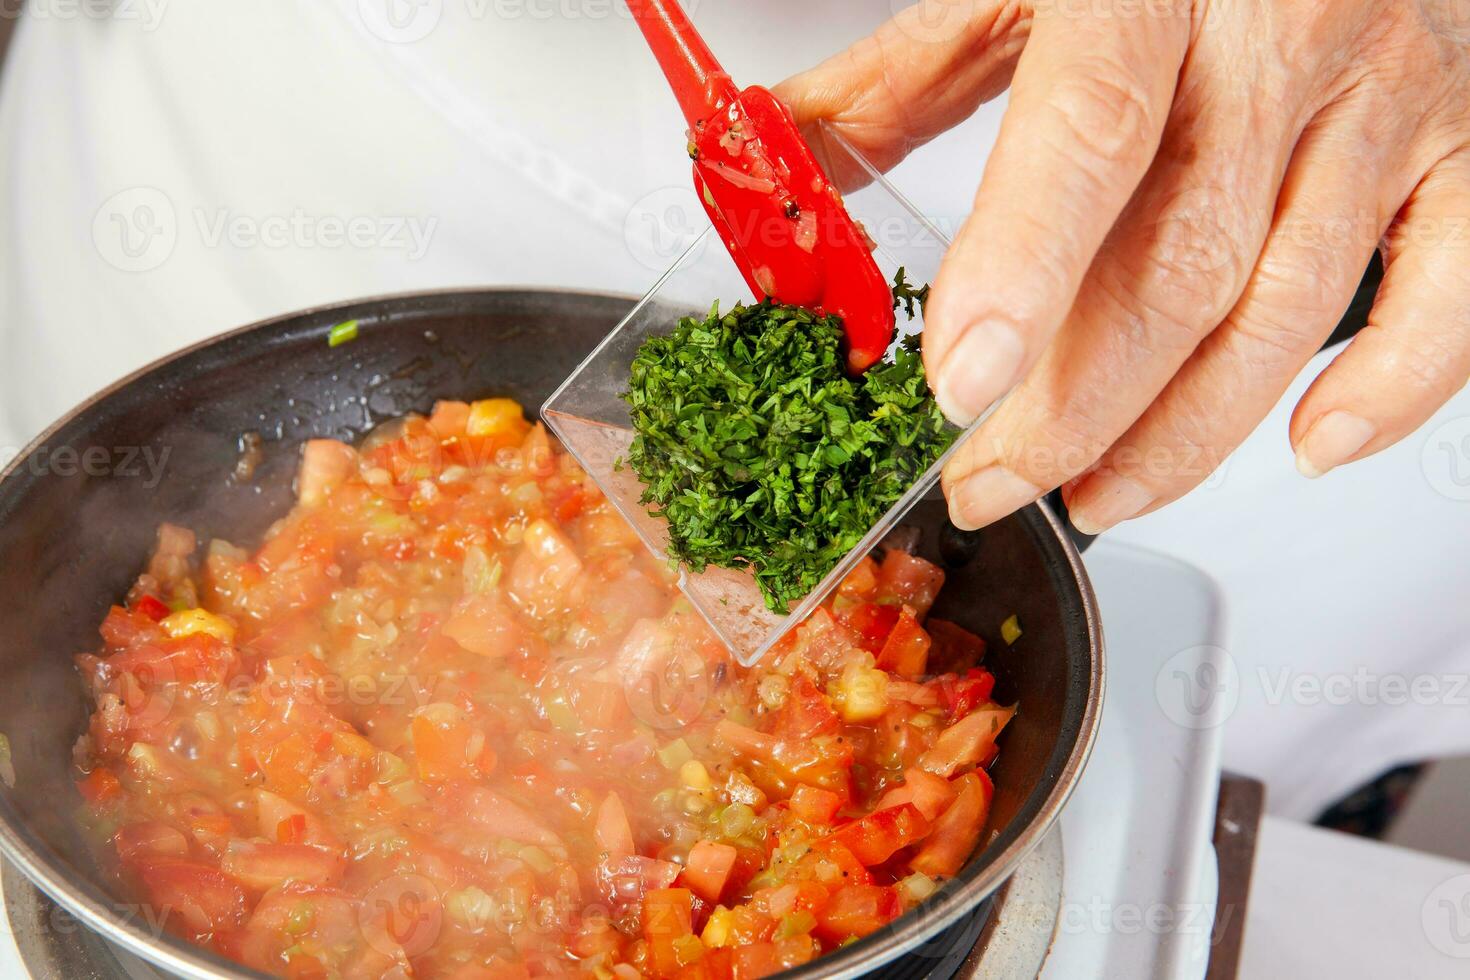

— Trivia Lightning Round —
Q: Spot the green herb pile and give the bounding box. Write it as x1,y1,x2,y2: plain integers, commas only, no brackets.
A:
622,276,955,612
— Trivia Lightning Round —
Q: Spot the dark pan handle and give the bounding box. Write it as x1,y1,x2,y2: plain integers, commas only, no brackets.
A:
1048,252,1385,552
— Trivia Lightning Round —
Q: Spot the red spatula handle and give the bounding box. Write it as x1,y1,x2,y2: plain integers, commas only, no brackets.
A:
624,0,736,128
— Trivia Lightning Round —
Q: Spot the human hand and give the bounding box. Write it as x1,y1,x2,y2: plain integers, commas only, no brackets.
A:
776,0,1470,532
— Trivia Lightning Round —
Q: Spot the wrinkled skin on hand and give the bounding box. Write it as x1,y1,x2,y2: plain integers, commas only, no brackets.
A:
776,0,1470,533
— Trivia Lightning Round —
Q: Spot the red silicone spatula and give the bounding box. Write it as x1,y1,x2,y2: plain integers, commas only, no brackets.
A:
624,0,897,373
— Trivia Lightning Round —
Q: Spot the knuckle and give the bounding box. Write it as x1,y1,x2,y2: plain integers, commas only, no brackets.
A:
1041,65,1162,172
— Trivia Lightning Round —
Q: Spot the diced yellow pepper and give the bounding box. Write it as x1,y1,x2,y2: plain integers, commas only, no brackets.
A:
466,398,529,439
679,760,712,791
1001,614,1023,646
701,906,734,947
830,663,889,722
160,609,236,643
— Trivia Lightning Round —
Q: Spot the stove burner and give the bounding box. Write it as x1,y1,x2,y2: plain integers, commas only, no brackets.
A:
2,832,1062,980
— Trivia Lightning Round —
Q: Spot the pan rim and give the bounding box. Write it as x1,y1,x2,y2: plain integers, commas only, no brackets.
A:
0,285,1104,980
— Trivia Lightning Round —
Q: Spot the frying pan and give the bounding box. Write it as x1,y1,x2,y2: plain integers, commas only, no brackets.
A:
0,288,1102,979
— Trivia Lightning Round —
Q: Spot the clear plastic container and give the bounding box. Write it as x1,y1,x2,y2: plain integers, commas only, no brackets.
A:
544,129,979,665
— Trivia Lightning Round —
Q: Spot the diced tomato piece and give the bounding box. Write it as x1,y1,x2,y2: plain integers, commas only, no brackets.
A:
938,667,997,720
114,821,189,861
428,400,472,439
876,551,945,618
596,854,682,907
771,675,840,741
910,772,993,877
132,594,170,622
508,519,582,610
411,707,493,781
443,592,525,659
876,606,930,677
837,558,879,600
814,884,900,943
789,784,843,825
682,840,737,903
220,841,345,892
833,602,900,654
77,767,123,803
731,942,781,980
823,803,931,867
875,767,957,821
918,704,1016,778
595,791,637,859
570,676,628,729
276,813,308,845
643,887,695,978
99,604,167,649
522,424,557,478
678,946,734,980
135,860,248,936
297,439,357,508
925,619,988,674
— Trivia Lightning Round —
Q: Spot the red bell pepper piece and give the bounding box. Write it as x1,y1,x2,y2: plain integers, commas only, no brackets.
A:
625,0,896,373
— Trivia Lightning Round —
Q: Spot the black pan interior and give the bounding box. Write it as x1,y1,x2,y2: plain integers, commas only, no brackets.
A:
0,288,1094,977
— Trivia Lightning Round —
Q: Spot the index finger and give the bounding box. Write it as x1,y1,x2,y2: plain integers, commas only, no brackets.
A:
924,1,1190,426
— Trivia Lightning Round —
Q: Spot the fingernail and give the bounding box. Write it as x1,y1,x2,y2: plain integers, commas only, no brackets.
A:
934,321,1027,426
1067,475,1155,535
948,465,1045,531
1295,410,1375,479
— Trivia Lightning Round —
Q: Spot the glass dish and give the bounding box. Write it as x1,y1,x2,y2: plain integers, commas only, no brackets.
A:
544,128,986,665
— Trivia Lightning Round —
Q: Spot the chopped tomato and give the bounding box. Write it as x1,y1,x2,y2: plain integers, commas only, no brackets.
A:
76,767,123,803
789,784,843,825
910,772,993,877
114,822,189,861
220,842,345,892
814,885,900,943
135,860,248,937
918,704,1017,778
643,887,695,978
833,601,899,654
682,840,738,903
74,399,1018,980
771,675,840,740
132,594,171,622
938,667,997,720
875,606,930,677
595,791,636,859
875,767,956,821
823,803,931,867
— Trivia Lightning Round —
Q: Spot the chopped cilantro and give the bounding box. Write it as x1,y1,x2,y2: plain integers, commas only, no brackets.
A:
622,279,954,612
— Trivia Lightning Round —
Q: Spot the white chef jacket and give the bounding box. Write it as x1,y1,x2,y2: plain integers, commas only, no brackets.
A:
2,0,1468,821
